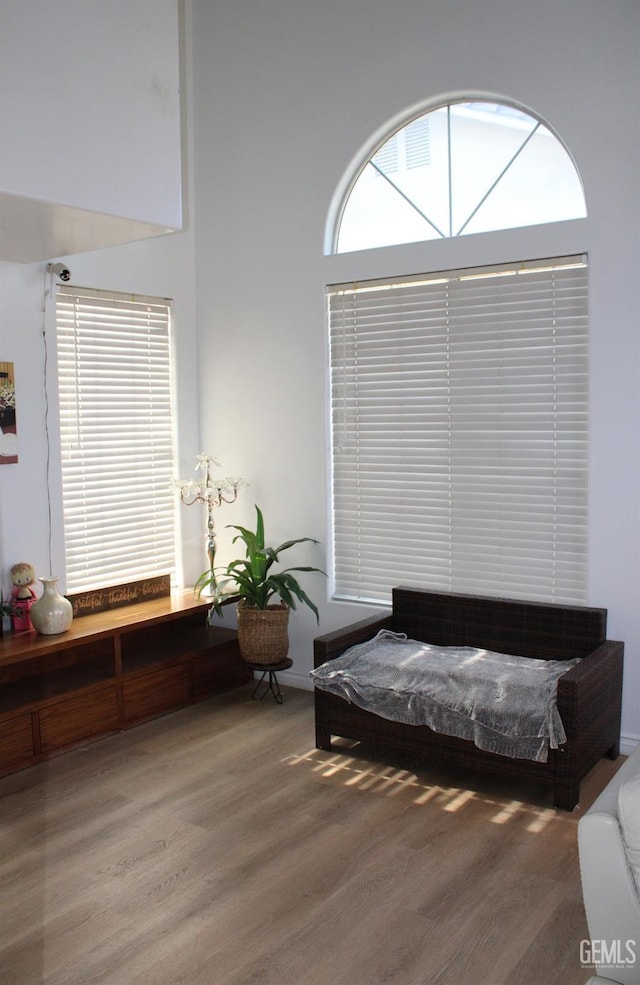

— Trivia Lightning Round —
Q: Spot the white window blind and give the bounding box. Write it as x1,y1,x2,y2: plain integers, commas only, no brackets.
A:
56,286,177,593
328,256,589,605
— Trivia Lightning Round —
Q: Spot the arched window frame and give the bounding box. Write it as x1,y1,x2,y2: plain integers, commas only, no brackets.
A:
324,94,590,608
325,95,587,256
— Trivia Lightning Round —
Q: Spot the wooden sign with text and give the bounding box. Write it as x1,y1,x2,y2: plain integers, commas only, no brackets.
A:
67,575,171,618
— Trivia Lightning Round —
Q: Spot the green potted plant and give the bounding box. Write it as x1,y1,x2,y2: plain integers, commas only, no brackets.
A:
196,505,325,665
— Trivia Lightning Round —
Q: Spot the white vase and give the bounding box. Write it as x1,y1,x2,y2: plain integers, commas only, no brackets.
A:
30,577,74,635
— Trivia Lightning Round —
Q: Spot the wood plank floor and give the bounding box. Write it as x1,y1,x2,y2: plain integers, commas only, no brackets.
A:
0,684,622,985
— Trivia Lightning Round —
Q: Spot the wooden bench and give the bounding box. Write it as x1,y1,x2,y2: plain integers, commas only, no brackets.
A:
313,587,624,809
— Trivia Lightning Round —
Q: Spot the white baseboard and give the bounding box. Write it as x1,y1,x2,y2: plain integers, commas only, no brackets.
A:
621,734,639,756
276,669,313,692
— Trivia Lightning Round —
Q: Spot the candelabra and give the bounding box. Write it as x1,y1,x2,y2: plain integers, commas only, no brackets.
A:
175,454,246,591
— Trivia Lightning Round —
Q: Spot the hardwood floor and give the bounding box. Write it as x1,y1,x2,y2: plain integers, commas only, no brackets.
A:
0,684,622,985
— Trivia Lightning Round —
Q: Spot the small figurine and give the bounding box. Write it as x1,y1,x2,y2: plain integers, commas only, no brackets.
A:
10,562,37,632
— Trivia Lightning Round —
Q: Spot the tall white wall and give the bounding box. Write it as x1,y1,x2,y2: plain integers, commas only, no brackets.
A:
191,0,640,747
0,231,202,580
0,0,182,229
0,1,203,604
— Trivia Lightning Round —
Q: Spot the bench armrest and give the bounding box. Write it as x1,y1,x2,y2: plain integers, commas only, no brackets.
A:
313,613,393,667
558,639,624,691
556,639,623,738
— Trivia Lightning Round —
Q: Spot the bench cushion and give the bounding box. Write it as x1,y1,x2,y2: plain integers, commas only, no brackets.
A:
311,629,578,762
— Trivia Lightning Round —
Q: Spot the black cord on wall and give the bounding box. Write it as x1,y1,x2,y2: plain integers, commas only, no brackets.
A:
42,267,54,577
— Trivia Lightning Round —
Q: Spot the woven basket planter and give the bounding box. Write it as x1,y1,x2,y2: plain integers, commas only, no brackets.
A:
236,600,290,665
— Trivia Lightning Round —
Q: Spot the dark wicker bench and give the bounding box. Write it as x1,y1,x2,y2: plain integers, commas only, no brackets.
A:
313,587,624,810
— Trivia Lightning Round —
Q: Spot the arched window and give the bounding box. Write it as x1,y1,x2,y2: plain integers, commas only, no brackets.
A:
326,98,589,607
333,100,586,254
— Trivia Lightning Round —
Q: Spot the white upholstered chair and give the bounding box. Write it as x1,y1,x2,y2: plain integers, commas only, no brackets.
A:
578,744,640,985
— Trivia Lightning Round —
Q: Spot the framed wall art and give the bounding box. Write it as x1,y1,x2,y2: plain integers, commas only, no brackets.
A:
0,362,18,464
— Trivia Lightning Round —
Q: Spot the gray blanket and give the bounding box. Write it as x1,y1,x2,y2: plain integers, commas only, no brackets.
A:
310,630,580,762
